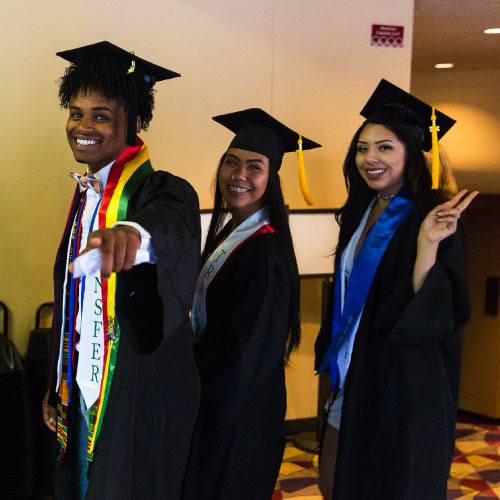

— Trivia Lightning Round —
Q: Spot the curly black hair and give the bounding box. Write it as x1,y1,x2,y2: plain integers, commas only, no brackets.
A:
58,56,155,131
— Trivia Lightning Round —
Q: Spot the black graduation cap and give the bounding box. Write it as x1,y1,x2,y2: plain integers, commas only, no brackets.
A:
56,41,180,146
212,108,321,169
360,79,456,152
213,108,321,205
56,41,180,82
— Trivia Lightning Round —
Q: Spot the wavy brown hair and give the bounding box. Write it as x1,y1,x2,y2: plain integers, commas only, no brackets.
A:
334,119,450,266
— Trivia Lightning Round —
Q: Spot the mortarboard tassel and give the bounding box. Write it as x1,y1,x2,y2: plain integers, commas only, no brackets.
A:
297,134,314,205
430,106,440,189
126,57,138,146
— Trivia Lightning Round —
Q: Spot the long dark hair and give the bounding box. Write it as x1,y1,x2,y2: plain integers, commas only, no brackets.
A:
334,119,448,265
202,153,301,361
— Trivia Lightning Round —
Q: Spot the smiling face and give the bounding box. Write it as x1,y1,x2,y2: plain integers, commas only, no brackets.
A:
355,123,406,197
66,90,130,173
218,148,270,226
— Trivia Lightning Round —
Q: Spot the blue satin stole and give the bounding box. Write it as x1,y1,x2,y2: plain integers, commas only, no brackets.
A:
317,188,414,388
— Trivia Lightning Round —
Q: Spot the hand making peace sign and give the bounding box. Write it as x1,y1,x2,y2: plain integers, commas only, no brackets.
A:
418,189,479,246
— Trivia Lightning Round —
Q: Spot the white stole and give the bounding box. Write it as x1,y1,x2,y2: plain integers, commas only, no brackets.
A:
191,206,271,336
56,164,110,408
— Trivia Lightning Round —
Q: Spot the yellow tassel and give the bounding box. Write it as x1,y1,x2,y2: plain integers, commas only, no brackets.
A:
430,106,440,189
297,134,314,205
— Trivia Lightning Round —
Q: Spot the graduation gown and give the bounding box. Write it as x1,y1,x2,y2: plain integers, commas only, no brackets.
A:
48,170,201,500
182,232,290,500
314,198,470,500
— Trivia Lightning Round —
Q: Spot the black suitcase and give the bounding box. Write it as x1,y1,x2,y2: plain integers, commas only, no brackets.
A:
0,301,36,499
25,302,57,499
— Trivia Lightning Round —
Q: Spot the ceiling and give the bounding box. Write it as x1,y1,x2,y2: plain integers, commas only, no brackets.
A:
411,0,500,194
412,0,500,72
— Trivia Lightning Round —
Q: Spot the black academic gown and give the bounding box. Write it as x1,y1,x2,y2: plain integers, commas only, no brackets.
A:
314,197,470,500
48,171,201,500
182,232,290,500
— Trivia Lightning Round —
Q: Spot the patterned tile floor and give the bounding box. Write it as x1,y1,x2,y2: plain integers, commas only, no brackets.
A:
274,442,321,499
274,420,500,499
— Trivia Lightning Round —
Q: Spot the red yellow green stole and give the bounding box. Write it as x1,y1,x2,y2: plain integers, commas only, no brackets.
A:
56,137,154,466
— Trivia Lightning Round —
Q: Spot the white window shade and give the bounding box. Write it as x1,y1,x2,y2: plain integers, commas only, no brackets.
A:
200,209,338,277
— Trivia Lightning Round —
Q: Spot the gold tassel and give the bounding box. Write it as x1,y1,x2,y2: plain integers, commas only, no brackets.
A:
430,106,440,189
297,134,314,205
127,53,136,74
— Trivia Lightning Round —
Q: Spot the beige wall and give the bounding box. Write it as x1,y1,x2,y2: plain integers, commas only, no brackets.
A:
411,69,500,193
412,71,500,417
458,195,500,418
1,0,414,419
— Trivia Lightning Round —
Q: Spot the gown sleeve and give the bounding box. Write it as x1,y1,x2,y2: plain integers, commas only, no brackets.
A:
115,171,201,353
374,221,470,345
126,170,201,265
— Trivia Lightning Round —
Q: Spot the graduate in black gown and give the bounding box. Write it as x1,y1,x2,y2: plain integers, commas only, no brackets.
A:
42,42,201,500
183,109,320,500
314,80,478,500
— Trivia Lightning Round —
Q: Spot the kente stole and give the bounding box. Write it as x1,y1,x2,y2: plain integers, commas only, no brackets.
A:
316,189,413,387
56,137,154,465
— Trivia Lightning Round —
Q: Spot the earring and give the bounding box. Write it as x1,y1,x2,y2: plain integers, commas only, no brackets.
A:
231,174,236,180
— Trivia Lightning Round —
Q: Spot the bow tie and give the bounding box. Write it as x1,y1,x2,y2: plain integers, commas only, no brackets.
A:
70,172,102,195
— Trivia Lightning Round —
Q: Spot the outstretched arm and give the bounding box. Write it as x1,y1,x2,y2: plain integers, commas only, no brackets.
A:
413,189,478,293
69,225,141,279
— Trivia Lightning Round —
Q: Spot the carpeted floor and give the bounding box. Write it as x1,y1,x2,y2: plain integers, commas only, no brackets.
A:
448,421,500,499
274,443,320,499
274,420,500,499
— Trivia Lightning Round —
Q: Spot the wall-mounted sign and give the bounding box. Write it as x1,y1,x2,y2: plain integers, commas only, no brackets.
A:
371,25,404,48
